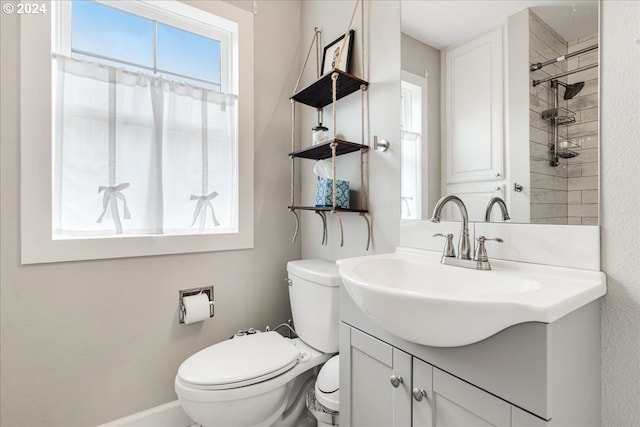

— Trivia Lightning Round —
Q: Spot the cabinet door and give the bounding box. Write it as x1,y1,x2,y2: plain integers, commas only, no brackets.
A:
433,368,510,427
412,358,434,427
342,325,412,427
444,26,504,185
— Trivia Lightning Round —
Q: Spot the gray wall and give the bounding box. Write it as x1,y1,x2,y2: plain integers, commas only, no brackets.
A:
0,1,301,425
600,1,640,425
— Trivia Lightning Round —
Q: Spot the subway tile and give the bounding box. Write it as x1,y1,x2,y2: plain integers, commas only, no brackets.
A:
531,157,568,177
581,217,598,226
569,66,598,83
531,203,568,219
580,107,598,123
568,203,598,217
532,173,569,191
531,189,568,204
581,162,599,177
530,109,548,131
567,57,579,71
582,189,599,203
575,148,598,163
578,52,598,67
529,94,547,114
567,163,582,177
530,34,566,64
531,127,550,145
568,120,599,138
568,93,598,111
530,141,550,159
568,190,582,204
580,134,599,150
574,79,598,97
568,217,582,225
568,175,598,191
568,35,598,52
530,17,567,54
532,217,569,225
577,33,599,45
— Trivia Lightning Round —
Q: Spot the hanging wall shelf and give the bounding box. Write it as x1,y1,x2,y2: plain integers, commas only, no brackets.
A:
291,70,369,109
289,1,371,250
289,139,369,160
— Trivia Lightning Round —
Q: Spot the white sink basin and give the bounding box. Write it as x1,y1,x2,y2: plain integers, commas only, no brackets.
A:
337,248,606,347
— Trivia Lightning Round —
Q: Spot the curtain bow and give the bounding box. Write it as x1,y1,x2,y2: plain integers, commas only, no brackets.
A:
97,183,131,234
190,191,220,231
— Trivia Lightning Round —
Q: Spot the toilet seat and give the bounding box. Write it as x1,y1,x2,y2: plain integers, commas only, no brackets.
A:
177,332,301,391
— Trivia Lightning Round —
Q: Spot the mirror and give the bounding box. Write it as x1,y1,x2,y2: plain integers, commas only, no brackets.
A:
400,0,599,225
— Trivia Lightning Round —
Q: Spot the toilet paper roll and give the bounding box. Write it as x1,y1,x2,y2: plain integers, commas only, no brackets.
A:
183,293,213,324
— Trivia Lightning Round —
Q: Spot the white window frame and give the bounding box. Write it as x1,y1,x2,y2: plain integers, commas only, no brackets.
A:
20,0,254,264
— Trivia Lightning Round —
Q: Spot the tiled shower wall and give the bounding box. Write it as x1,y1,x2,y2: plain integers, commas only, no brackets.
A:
529,10,569,224
567,34,599,225
528,11,599,225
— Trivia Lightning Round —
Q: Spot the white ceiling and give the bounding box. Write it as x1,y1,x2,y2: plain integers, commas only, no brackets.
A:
401,0,599,50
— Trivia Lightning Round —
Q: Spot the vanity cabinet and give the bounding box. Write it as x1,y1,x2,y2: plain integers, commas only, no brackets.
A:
340,287,601,427
341,324,544,427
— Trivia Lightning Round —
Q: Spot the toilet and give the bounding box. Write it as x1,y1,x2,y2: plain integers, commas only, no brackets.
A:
175,259,341,427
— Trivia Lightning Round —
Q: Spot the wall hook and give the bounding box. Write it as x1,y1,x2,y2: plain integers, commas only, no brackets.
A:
373,135,390,152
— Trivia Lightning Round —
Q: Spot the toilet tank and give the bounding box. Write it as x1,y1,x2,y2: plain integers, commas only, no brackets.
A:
287,259,341,353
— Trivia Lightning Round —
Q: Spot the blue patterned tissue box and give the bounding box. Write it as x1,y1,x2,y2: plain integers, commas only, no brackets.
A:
316,179,350,209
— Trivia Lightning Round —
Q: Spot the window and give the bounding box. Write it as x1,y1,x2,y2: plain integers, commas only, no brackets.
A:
21,1,254,263
68,1,223,90
401,78,424,220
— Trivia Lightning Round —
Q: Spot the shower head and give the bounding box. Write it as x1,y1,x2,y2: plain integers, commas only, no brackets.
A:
555,80,585,100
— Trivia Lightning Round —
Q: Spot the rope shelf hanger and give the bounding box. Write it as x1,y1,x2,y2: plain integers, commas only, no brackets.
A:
289,0,372,250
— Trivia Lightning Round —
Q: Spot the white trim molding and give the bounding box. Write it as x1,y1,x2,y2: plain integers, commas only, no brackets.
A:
96,400,192,427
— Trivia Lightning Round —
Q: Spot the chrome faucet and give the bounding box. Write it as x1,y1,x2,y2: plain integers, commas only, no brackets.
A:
430,195,471,260
431,195,503,270
484,197,510,222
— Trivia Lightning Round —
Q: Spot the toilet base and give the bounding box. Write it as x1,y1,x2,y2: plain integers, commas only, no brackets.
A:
176,338,332,427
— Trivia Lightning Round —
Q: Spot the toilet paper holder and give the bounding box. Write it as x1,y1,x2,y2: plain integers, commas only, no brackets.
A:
179,286,214,324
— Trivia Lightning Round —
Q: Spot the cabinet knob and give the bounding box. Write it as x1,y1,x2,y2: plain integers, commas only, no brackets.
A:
390,375,404,388
412,388,428,402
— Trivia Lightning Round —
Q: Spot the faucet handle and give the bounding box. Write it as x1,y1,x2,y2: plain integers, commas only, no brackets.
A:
433,233,455,257
475,236,503,262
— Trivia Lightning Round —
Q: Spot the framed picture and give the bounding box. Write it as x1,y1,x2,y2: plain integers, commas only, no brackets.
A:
321,30,355,75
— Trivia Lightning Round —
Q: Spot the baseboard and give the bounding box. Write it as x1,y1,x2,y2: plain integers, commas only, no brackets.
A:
97,400,194,427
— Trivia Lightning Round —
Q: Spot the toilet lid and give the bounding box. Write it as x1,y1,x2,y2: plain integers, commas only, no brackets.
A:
177,332,301,390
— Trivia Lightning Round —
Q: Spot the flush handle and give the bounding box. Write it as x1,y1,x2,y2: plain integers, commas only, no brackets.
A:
390,375,404,388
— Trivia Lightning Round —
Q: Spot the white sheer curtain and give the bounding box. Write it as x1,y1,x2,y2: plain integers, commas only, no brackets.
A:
52,56,238,238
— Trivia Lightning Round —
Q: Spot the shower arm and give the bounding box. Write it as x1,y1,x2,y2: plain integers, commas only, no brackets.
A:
530,44,598,72
532,63,598,87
